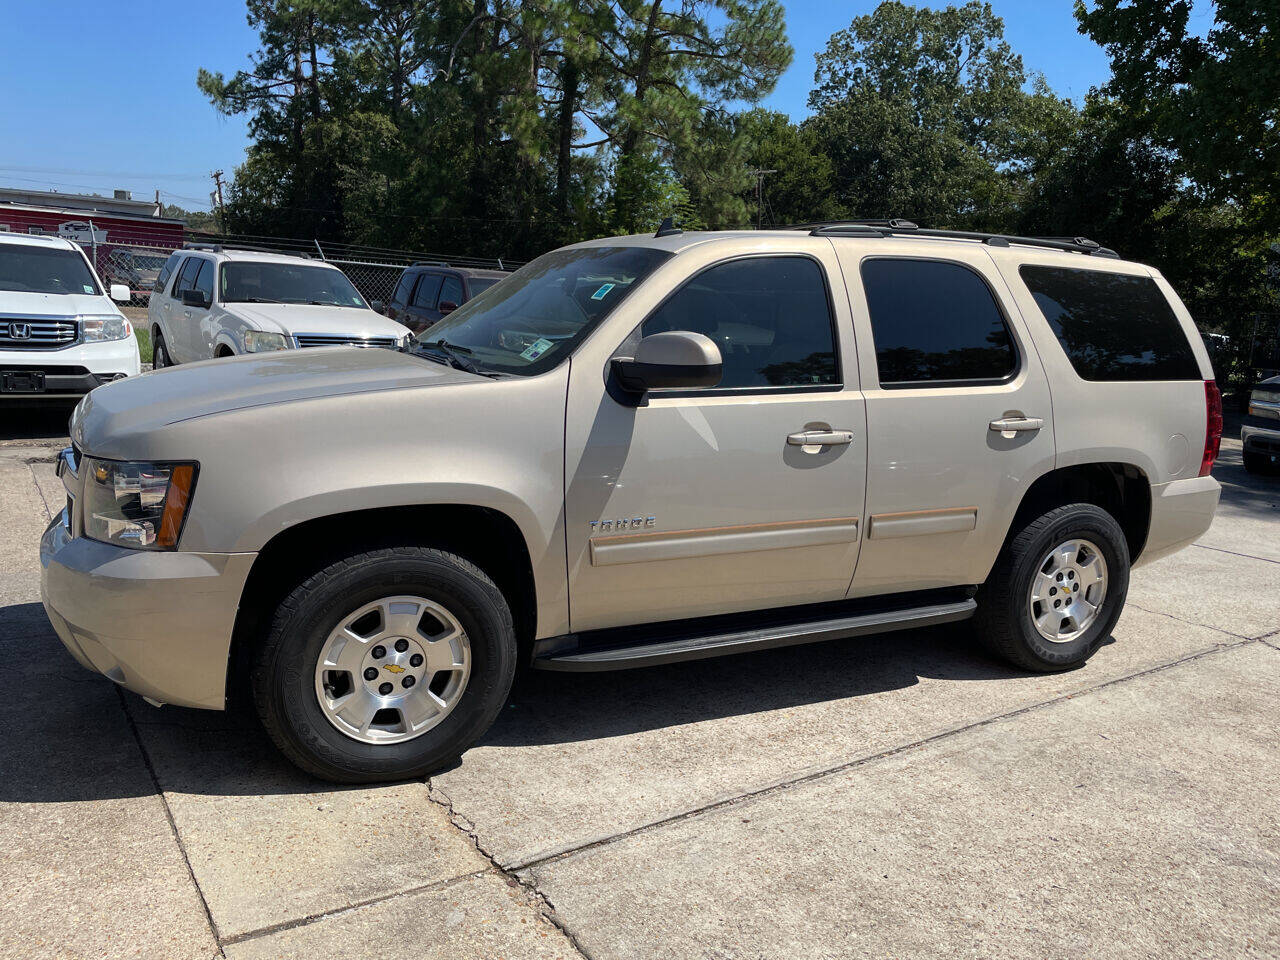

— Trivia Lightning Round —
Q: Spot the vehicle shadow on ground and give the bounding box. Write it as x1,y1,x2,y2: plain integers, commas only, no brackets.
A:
0,402,76,444
0,598,1075,802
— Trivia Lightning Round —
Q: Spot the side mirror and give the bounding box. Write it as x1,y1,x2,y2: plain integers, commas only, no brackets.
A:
109,283,130,303
438,300,458,315
612,331,722,398
182,288,210,308
370,300,385,314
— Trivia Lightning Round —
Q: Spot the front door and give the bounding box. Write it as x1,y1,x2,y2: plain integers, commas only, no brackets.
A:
835,243,1056,597
564,250,868,633
167,256,203,362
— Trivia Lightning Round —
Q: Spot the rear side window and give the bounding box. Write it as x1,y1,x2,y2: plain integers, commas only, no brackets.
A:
861,258,1016,387
391,271,416,305
1019,266,1200,381
412,274,442,309
640,256,838,390
154,252,182,293
173,257,201,297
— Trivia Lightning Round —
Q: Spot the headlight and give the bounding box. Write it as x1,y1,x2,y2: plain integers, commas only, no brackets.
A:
244,330,290,352
80,314,131,342
83,458,198,550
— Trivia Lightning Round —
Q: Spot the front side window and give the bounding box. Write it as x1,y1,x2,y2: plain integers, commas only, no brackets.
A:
412,274,442,309
861,258,1016,387
440,275,464,306
173,256,201,297
1019,265,1200,381
415,246,670,376
639,256,838,390
193,260,214,304
0,244,99,295
220,262,367,307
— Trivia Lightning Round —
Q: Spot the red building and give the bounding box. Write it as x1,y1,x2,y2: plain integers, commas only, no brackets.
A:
0,187,185,299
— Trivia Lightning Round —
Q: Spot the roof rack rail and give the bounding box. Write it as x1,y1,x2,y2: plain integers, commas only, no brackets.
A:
796,221,1119,258
183,242,223,252
412,260,451,267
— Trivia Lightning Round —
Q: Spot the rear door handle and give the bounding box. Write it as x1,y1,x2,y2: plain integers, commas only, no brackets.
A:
989,417,1044,434
787,429,854,446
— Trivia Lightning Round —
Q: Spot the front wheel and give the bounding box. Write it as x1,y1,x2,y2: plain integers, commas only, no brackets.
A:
975,503,1130,672
252,546,517,783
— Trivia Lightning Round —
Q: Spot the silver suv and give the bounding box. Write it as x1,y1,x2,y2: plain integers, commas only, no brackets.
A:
41,223,1222,782
146,245,410,365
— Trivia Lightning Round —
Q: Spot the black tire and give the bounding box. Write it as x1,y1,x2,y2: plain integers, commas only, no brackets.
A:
251,546,517,783
974,503,1130,672
152,329,170,368
1243,449,1274,475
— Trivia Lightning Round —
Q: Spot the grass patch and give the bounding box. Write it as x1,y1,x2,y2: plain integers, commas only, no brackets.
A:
134,325,152,364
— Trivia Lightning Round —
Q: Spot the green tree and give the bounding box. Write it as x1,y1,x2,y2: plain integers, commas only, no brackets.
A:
733,109,838,226
1076,0,1280,233
806,1,1076,228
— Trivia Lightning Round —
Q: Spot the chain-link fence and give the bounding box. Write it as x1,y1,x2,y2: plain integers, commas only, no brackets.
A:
60,222,520,308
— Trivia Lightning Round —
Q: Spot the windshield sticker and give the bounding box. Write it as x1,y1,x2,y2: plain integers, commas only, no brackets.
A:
590,282,615,301
83,284,95,294
520,337,554,361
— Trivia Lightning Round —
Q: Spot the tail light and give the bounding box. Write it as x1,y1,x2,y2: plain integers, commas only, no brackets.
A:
1200,379,1222,476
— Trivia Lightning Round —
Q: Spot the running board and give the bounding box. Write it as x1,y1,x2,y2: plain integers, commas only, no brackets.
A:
535,598,976,672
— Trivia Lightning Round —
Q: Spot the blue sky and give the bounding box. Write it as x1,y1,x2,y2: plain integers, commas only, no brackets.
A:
0,1,1197,212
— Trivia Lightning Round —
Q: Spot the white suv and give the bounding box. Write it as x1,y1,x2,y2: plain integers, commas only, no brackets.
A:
0,233,140,400
147,245,410,366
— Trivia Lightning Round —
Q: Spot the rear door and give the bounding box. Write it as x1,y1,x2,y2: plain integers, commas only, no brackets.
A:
836,242,1056,597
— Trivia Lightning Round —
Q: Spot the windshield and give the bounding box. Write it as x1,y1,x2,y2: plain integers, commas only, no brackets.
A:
220,262,367,307
468,277,501,295
414,246,670,375
0,245,100,295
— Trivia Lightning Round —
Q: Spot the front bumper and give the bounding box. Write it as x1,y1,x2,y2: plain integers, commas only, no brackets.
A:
1241,420,1280,460
1134,474,1221,568
0,338,141,398
40,510,255,710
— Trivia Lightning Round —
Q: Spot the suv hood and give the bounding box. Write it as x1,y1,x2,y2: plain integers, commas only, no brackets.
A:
223,302,408,338
0,291,118,317
74,346,479,452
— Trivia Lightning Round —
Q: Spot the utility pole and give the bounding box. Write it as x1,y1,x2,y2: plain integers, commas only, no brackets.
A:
210,170,226,233
748,168,776,229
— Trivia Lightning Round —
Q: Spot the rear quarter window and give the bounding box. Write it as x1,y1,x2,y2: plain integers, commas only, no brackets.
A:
1019,265,1200,381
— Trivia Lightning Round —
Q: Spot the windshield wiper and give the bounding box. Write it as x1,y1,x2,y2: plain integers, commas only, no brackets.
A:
420,338,502,377
232,296,284,303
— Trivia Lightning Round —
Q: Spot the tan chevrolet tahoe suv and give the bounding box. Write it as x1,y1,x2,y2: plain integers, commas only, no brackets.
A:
40,221,1223,783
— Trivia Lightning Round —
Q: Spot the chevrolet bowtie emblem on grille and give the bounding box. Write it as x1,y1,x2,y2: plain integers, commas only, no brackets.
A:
8,322,32,340
384,663,406,674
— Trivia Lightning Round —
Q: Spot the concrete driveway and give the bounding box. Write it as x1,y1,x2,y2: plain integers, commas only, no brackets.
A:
0,432,1275,959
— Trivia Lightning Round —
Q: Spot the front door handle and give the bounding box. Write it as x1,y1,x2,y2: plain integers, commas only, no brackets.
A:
989,416,1044,435
787,429,854,446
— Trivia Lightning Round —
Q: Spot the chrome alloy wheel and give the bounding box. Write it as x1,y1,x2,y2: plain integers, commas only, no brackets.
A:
314,595,471,744
1028,538,1109,643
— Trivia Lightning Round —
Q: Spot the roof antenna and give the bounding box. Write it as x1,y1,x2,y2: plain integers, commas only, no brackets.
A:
654,216,682,238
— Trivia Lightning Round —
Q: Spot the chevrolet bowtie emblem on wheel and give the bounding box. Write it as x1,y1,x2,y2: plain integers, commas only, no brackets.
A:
8,322,31,340
383,663,406,674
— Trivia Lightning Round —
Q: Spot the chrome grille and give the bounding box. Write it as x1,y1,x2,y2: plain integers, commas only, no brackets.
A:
0,317,78,349
294,333,398,350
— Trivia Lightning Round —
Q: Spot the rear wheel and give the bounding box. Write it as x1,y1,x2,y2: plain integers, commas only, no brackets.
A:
252,546,517,783
975,503,1130,672
152,330,171,368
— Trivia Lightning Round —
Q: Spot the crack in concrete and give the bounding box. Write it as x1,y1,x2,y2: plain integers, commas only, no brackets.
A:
505,636,1264,876
116,687,226,958
1126,601,1259,641
218,867,493,948
1192,542,1280,565
428,779,598,960
26,461,53,522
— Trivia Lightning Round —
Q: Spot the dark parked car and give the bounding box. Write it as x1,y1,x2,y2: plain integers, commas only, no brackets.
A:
380,263,508,334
